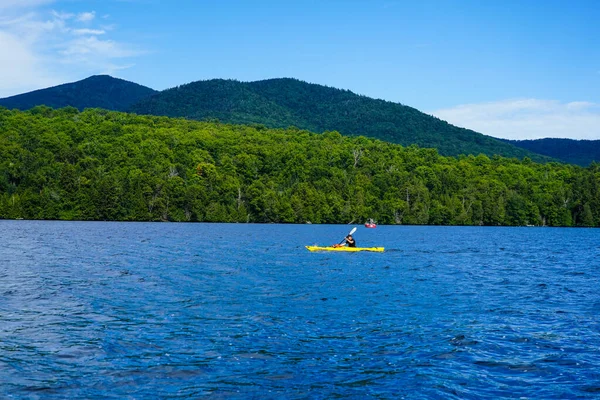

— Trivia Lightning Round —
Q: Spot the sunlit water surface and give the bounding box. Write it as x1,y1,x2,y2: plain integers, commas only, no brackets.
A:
1,221,599,398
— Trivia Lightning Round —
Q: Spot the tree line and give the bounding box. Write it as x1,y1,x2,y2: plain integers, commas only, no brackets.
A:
0,106,598,226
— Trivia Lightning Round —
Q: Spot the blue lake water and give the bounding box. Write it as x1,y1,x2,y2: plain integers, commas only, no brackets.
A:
1,221,599,399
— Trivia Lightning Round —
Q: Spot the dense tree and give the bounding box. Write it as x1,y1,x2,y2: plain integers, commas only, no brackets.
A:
0,76,156,112
6,75,598,166
0,107,598,226
128,78,552,161
503,138,600,167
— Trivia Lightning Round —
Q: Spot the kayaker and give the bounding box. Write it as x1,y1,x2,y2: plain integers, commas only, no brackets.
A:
344,234,356,247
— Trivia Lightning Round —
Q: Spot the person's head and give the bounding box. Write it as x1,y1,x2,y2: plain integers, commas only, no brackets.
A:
347,235,353,239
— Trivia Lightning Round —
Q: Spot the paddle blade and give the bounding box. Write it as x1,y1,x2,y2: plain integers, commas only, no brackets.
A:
338,227,358,245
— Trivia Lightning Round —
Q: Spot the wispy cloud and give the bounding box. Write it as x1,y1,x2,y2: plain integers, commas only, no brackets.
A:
0,3,143,97
72,28,106,35
0,31,58,96
51,10,73,20
61,36,142,59
431,99,600,140
76,11,95,22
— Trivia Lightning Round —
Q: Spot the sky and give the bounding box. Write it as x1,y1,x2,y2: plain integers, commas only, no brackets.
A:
1,0,599,140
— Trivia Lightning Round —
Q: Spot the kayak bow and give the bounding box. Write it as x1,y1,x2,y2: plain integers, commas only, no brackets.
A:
305,246,384,252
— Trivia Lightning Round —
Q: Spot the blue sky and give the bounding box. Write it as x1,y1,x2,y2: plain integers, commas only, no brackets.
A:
1,0,599,140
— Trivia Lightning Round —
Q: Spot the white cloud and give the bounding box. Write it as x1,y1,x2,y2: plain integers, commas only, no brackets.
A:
72,28,106,35
76,11,95,22
0,5,143,97
0,31,59,96
51,10,73,20
102,62,136,75
61,35,141,59
431,99,600,140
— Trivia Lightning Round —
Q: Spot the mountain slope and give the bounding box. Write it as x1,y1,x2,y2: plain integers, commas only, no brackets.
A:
128,79,307,127
129,78,550,160
502,138,600,166
0,75,157,112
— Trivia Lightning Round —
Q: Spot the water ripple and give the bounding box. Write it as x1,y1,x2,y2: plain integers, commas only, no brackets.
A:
1,222,599,398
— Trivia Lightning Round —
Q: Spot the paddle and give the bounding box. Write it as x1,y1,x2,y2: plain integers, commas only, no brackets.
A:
336,227,357,246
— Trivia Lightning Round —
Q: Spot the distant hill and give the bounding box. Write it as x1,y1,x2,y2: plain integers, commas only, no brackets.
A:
502,138,600,167
0,75,156,112
129,78,550,160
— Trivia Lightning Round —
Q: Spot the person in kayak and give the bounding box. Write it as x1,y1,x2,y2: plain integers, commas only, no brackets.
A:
344,234,356,247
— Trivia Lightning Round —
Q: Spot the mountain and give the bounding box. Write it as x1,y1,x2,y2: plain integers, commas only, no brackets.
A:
0,75,157,112
502,138,600,167
129,78,550,160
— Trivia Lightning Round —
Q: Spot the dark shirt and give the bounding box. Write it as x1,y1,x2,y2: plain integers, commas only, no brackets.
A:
346,237,356,247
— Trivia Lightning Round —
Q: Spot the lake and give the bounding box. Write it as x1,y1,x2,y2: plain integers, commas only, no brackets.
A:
1,221,599,398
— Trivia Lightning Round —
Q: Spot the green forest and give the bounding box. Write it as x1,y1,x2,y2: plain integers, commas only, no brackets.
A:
1,106,598,226
129,78,550,161
0,75,156,112
503,138,600,167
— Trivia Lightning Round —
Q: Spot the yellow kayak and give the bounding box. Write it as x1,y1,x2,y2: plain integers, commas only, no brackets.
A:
305,246,384,252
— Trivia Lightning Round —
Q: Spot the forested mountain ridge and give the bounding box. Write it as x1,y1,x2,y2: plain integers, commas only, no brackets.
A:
0,75,157,112
129,78,551,161
503,138,600,166
130,79,307,128
1,106,597,226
